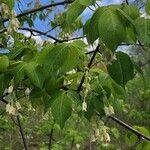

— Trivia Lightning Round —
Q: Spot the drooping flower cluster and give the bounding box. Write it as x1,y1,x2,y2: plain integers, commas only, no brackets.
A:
91,120,111,144
0,3,10,17
5,85,21,116
0,3,20,34
82,69,91,112
7,10,20,34
104,104,115,116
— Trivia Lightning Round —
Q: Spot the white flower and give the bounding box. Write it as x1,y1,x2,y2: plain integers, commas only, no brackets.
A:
104,105,114,116
108,105,114,114
7,86,13,94
95,128,100,137
91,135,96,142
99,127,111,143
16,102,21,110
1,3,9,17
9,106,16,115
76,144,80,149
25,88,30,96
103,132,111,143
82,101,87,112
6,103,11,112
11,10,17,17
7,10,20,34
6,104,17,115
66,69,76,75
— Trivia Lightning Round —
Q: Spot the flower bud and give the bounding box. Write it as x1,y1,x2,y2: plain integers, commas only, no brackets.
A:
8,86,13,94
82,101,87,112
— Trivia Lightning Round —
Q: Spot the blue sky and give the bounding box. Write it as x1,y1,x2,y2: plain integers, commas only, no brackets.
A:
13,0,144,45
15,0,124,33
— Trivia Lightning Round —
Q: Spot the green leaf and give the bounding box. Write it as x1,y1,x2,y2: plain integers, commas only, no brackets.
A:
133,62,146,89
92,94,104,116
7,0,14,9
37,45,54,65
0,55,9,72
14,62,26,85
125,132,138,146
51,91,72,129
84,7,107,44
122,5,139,20
146,0,150,15
107,52,135,87
0,73,12,98
30,88,51,112
45,76,64,95
95,71,126,98
125,25,137,43
135,18,150,47
8,47,26,60
43,42,84,73
134,126,150,136
111,128,120,139
66,0,86,24
25,62,44,88
98,7,126,51
79,0,96,6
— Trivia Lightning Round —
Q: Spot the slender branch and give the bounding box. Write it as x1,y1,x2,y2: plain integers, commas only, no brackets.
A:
0,99,28,149
19,27,62,42
48,126,54,150
17,115,28,150
19,27,85,43
138,40,145,50
77,44,100,91
0,98,8,104
125,0,129,5
3,1,74,22
109,115,150,141
120,43,144,47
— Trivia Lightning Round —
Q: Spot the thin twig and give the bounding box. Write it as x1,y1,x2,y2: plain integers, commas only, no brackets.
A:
138,40,145,50
109,115,150,141
3,1,74,22
17,115,28,150
19,27,85,43
0,99,28,149
48,126,54,150
77,44,100,91
125,0,129,5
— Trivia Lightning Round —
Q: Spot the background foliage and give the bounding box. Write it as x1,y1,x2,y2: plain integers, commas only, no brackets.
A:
0,0,150,149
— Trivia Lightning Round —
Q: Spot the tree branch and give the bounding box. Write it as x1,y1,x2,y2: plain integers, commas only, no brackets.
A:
125,0,129,5
3,1,74,22
19,27,62,42
109,115,150,141
77,44,100,91
17,115,28,150
0,99,28,150
48,126,54,150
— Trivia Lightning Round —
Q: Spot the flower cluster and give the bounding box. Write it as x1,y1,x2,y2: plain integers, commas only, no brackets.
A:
6,101,21,116
0,3,10,18
4,85,21,115
0,3,20,34
104,104,115,116
7,10,20,34
91,120,111,143
82,70,91,112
